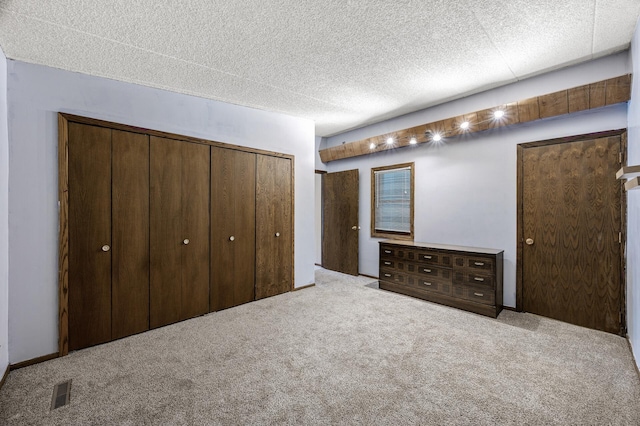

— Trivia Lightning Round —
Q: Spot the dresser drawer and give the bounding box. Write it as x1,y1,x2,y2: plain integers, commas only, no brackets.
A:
380,245,419,261
453,270,494,287
416,250,452,267
416,265,452,281
410,276,453,295
380,260,422,275
454,256,494,273
379,269,408,285
453,285,495,305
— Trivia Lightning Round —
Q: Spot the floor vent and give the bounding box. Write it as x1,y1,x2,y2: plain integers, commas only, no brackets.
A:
51,379,72,410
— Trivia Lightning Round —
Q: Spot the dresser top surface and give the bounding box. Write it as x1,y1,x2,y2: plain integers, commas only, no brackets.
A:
379,240,503,255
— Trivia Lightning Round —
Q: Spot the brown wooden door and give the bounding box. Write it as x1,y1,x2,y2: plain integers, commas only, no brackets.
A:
150,136,210,327
322,169,359,275
111,130,150,340
256,155,293,299
180,141,210,319
68,123,112,351
521,134,624,334
211,147,256,311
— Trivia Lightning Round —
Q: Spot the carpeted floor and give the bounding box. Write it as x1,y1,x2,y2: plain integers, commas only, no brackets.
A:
1,268,639,425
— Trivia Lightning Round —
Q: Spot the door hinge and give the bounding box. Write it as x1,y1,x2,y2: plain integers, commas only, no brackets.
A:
619,232,622,244
619,152,623,163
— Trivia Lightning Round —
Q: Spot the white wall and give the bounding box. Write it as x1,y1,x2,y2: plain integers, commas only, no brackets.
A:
7,61,316,364
627,20,640,371
324,52,630,309
0,46,9,374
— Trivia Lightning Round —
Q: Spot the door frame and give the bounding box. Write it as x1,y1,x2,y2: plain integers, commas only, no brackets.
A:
58,113,295,356
315,170,327,267
515,129,627,333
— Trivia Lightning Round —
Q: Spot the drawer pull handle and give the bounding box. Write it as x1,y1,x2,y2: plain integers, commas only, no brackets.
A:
474,292,484,297
424,255,432,259
384,250,392,254
423,268,431,273
474,262,485,266
474,277,485,282
384,274,391,277
423,282,432,286
384,262,391,265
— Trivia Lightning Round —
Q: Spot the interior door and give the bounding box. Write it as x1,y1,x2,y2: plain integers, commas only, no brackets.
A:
211,147,256,311
180,141,210,319
322,169,359,275
150,136,210,327
68,123,112,351
150,136,183,328
111,130,150,340
256,154,293,299
521,134,624,334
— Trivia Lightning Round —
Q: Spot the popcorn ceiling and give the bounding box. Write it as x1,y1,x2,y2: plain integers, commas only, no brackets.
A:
0,0,637,136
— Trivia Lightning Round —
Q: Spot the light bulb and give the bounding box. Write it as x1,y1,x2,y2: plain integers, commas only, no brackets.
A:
369,142,376,150
409,137,417,145
494,110,505,119
386,137,394,145
460,121,470,130
433,133,442,142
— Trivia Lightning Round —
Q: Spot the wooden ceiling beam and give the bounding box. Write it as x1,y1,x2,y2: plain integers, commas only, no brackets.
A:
319,74,631,163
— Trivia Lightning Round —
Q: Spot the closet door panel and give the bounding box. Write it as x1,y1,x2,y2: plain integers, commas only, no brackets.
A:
111,130,150,339
210,148,256,311
68,123,112,350
180,142,210,319
150,136,183,328
274,156,293,293
256,155,293,299
233,151,257,305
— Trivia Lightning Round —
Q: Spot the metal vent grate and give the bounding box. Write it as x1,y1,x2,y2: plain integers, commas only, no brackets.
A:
51,379,72,410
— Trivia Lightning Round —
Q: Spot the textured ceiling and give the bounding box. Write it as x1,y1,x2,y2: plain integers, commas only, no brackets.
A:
0,1,639,136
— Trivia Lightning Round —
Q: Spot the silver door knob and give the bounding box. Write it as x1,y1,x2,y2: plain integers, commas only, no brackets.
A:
183,239,190,245
275,232,280,237
229,236,235,241
352,226,357,230
101,245,110,252
525,238,534,245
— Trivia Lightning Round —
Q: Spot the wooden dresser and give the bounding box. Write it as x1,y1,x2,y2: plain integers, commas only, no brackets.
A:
378,240,503,317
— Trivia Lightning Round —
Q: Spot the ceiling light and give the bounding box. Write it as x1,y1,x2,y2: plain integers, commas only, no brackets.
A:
370,142,376,150
494,110,505,119
409,137,417,145
460,121,470,130
386,137,394,145
433,133,442,142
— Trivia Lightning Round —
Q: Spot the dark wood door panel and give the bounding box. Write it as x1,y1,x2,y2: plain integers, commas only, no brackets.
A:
322,169,359,275
111,130,150,340
68,123,112,350
180,142,210,320
211,147,256,311
150,136,183,328
256,155,293,299
522,135,622,333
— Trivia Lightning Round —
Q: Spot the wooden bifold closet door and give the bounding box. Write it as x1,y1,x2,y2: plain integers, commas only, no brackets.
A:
68,123,150,351
255,155,293,299
150,136,210,328
210,147,256,310
62,114,294,354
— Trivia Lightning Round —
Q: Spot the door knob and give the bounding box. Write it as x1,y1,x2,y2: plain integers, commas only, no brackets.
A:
101,245,110,252
229,236,235,241
275,232,280,237
352,226,357,230
183,238,190,245
525,238,534,245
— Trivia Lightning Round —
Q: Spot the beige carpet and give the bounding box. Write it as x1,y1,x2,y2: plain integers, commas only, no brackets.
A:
1,268,639,425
